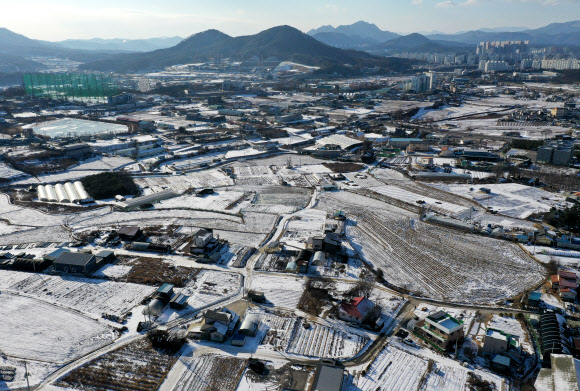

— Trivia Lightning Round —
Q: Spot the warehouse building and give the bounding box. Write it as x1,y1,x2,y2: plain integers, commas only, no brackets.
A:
116,189,178,210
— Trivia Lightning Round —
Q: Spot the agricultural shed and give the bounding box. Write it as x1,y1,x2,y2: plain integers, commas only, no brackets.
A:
53,252,97,276
239,313,261,337
118,226,142,241
169,293,189,309
116,189,178,210
43,248,70,262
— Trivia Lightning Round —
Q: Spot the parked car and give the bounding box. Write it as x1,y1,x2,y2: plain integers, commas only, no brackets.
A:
403,338,415,346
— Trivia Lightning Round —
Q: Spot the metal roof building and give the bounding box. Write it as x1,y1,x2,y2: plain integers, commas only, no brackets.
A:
117,189,178,210
312,364,345,391
53,252,97,276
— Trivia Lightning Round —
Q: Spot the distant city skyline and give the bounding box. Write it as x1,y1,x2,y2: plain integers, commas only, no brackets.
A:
1,0,579,41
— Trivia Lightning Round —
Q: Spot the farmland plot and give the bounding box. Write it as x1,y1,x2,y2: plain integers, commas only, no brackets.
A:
258,310,299,351
286,319,370,359
317,192,544,304
158,191,246,212
343,173,384,188
0,293,116,363
251,274,305,309
174,270,242,311
171,354,247,391
428,183,566,219
235,175,282,186
353,346,428,391
422,362,505,391
213,230,265,248
57,339,177,391
372,169,477,209
369,185,468,216
2,270,155,317
135,169,233,193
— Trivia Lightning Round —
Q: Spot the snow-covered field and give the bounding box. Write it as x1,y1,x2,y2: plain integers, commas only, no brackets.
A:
370,185,469,216
0,293,116,363
318,191,544,304
428,183,567,219
0,356,59,391
135,169,233,193
157,190,246,212
93,264,133,278
0,270,155,317
251,274,305,309
353,345,427,391
168,354,247,391
286,318,370,359
354,341,507,391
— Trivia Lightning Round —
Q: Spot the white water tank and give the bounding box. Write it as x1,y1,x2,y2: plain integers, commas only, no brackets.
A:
73,181,90,201
45,185,58,202
37,185,48,202
55,183,69,203
64,182,81,202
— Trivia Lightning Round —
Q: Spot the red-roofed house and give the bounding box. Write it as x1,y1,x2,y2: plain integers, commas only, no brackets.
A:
339,296,375,325
552,270,578,301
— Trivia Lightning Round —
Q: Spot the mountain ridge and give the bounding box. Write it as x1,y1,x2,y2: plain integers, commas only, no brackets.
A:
79,25,412,74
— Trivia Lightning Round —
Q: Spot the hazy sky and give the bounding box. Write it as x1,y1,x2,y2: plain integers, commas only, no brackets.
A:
2,0,580,40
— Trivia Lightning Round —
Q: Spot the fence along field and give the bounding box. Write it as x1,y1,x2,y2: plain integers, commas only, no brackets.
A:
317,192,544,304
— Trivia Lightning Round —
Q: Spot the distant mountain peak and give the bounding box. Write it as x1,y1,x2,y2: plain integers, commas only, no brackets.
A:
308,21,400,49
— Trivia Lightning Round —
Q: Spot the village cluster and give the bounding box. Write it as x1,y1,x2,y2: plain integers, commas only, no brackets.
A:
1,69,580,391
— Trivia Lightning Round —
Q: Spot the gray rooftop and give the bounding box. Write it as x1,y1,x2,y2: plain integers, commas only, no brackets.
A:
314,365,344,391
54,252,95,266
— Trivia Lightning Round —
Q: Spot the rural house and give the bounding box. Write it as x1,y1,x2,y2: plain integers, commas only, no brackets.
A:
339,296,375,325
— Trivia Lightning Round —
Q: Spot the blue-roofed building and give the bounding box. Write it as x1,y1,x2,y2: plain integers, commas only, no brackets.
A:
529,291,542,308
491,354,511,373
557,235,580,251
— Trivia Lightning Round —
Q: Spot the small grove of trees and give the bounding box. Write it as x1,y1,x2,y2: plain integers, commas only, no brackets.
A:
510,139,545,151
467,372,496,391
81,171,138,200
147,329,186,354
547,203,580,233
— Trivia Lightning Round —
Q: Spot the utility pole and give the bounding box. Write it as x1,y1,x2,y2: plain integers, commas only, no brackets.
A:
24,360,30,391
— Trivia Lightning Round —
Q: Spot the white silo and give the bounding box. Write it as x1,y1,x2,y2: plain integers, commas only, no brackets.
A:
45,185,58,202
37,185,48,202
64,182,81,202
55,183,69,203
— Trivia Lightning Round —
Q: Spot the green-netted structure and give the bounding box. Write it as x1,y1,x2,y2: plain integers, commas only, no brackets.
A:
23,73,119,103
